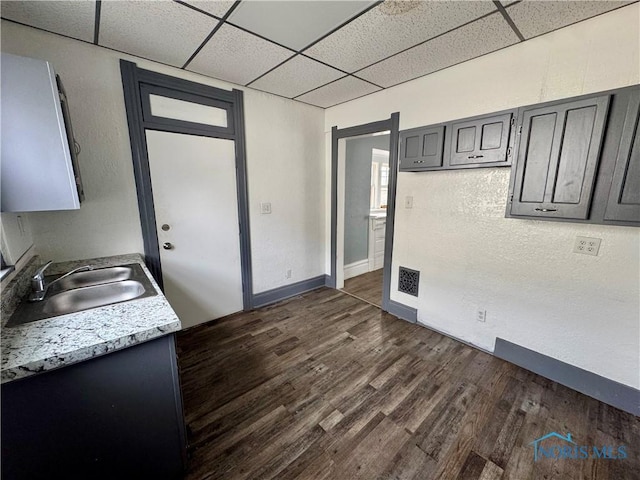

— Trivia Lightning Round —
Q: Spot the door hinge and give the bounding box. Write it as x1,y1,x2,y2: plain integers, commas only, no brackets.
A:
510,117,515,127
507,147,512,157
517,125,522,135
509,194,514,203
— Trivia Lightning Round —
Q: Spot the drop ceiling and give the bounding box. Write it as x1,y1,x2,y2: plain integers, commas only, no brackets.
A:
1,0,635,108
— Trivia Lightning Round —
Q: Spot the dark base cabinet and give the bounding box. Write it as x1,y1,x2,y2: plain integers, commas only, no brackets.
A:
1,334,187,480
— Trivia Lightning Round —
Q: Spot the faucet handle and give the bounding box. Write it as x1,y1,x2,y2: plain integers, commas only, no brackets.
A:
33,260,53,280
31,261,53,292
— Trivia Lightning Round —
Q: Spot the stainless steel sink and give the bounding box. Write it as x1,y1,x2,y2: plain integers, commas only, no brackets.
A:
42,280,146,316
50,266,134,292
6,263,157,327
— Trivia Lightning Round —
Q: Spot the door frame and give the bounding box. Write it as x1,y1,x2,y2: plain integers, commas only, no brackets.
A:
120,60,253,310
329,113,400,312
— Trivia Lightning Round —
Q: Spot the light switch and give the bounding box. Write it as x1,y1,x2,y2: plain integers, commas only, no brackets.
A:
405,196,413,209
260,202,272,214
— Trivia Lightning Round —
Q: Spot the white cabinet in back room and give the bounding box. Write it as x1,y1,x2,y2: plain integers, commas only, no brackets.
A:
1,53,84,212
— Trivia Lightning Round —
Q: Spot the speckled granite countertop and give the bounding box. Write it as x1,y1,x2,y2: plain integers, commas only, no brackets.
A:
1,254,181,384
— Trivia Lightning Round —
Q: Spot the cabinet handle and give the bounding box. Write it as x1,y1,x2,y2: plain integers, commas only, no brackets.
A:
534,208,557,212
414,160,424,164
467,155,484,159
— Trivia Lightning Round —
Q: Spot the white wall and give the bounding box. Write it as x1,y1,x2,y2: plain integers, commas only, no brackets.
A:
325,4,640,389
0,213,34,264
1,20,326,294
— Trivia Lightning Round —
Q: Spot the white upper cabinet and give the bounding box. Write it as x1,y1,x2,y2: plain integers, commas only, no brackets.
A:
1,53,83,212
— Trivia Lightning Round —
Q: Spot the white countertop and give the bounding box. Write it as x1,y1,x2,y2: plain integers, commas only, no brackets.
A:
1,254,181,383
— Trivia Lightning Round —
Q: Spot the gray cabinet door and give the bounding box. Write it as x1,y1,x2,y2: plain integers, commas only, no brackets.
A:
604,90,640,223
399,125,445,171
510,95,610,220
449,112,514,166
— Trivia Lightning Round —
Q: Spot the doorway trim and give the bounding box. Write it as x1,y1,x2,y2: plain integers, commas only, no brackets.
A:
120,60,253,310
329,113,400,313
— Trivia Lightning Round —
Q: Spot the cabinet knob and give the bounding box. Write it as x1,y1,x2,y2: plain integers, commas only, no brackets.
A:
163,242,174,250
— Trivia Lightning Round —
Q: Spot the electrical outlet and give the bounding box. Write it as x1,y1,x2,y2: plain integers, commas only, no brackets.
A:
477,309,486,323
405,196,413,209
573,236,601,256
260,202,272,214
286,269,292,279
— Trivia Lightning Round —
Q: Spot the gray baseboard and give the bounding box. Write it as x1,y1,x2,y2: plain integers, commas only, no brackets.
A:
387,300,417,323
252,275,328,309
494,338,640,416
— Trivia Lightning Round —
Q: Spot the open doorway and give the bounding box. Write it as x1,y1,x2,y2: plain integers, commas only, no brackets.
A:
341,135,390,307
329,113,400,313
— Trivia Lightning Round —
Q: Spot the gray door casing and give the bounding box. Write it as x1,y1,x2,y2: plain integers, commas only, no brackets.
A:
120,60,254,310
329,113,400,314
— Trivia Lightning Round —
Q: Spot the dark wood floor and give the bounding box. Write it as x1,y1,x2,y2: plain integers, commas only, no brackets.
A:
342,269,383,307
176,288,640,480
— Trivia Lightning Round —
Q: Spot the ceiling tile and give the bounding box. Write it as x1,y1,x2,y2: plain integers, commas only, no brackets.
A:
304,0,497,73
358,12,519,88
296,76,380,108
188,23,293,86
0,0,95,42
227,1,376,51
182,1,235,18
505,0,633,39
250,55,344,98
100,0,217,67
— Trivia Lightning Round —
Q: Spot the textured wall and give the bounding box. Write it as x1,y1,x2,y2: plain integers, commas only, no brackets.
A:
325,4,640,388
1,20,326,294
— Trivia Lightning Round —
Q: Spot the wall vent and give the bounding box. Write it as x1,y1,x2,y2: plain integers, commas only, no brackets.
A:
398,267,419,296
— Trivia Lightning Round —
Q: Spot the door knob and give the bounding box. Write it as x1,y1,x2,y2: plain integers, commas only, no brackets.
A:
163,242,174,250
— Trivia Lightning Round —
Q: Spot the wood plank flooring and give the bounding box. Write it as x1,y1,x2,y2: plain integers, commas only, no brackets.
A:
342,269,383,307
176,288,640,480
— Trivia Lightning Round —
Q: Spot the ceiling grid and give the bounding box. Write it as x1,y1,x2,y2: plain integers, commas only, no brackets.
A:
0,0,635,108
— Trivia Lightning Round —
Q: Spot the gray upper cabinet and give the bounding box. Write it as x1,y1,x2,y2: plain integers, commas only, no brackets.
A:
510,95,611,220
448,111,515,167
399,124,445,171
604,89,640,223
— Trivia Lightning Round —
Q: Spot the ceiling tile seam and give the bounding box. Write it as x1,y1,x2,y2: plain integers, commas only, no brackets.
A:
349,9,502,76
244,52,300,88
222,19,297,54
173,0,226,21
181,0,241,70
0,17,99,48
297,53,352,77
0,16,322,110
89,31,318,107
367,38,523,94
351,74,384,90
289,72,382,101
321,87,388,110
296,0,384,53
493,0,525,41
243,52,360,90
292,74,351,100
93,0,101,45
503,0,640,42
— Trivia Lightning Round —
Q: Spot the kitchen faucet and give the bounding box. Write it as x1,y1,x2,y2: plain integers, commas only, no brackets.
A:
29,261,94,302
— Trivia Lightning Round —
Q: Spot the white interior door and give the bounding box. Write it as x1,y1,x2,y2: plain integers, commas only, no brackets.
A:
146,130,243,328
